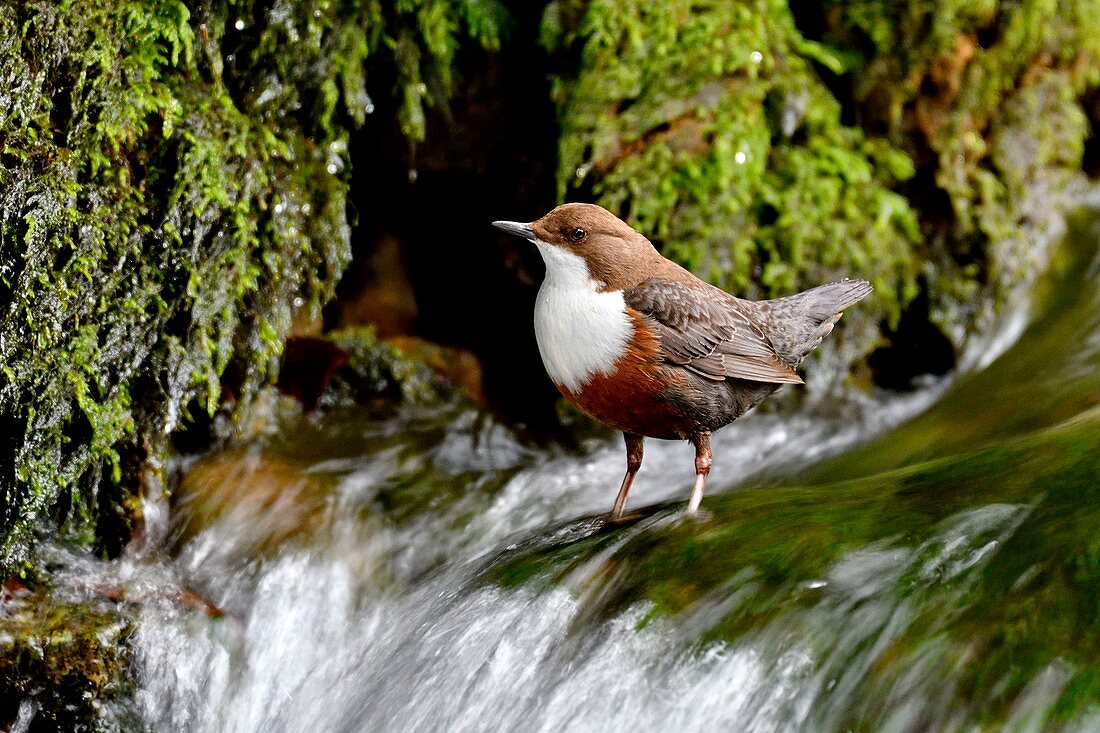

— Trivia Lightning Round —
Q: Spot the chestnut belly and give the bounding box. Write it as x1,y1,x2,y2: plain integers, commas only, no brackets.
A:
559,358,778,440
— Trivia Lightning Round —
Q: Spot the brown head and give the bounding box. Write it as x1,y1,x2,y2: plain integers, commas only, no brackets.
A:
493,204,663,291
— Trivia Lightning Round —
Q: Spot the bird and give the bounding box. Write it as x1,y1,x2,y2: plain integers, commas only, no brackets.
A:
493,204,872,518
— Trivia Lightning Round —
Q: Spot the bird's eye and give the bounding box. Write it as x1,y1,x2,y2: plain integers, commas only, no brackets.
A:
569,227,587,242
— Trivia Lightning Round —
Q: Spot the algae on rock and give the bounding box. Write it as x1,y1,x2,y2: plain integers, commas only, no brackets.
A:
0,579,132,730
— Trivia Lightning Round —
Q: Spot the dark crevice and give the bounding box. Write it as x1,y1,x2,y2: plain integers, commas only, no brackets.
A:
788,3,860,128
868,283,956,390
327,2,563,433
975,10,1003,49
1083,90,1100,179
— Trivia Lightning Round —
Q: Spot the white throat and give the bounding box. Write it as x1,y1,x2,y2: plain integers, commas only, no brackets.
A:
532,241,632,392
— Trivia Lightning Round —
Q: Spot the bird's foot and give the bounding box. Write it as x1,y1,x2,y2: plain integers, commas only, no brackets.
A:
679,507,713,524
605,509,648,526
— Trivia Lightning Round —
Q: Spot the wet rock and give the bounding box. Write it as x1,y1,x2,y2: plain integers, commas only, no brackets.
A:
387,336,485,405
277,336,351,411
172,448,338,558
277,328,485,410
328,234,419,338
275,327,441,409
0,579,131,731
286,323,484,407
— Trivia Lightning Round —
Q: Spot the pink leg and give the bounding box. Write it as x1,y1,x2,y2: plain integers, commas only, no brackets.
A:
612,433,644,519
687,433,712,513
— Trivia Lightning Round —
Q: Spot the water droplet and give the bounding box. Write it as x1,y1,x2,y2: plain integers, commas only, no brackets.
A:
575,164,590,179
293,297,304,307
300,203,312,215
274,202,285,214
234,19,245,30
751,51,763,64
365,101,375,115
734,151,747,165
327,164,338,174
408,168,419,184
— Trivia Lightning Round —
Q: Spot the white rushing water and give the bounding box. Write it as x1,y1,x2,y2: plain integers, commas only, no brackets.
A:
108,380,984,733
124,473,1062,733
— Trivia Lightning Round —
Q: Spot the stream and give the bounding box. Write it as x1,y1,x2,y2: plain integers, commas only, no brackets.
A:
22,207,1100,731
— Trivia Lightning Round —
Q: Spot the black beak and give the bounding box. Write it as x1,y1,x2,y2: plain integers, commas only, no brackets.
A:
492,220,535,241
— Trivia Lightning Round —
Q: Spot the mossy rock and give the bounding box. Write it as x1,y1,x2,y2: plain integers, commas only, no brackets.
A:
0,0,505,573
0,579,132,730
543,1,921,327
275,327,456,409
542,0,1099,364
324,327,449,406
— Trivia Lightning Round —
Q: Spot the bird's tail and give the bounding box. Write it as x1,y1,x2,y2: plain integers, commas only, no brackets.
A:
777,279,874,320
763,279,873,365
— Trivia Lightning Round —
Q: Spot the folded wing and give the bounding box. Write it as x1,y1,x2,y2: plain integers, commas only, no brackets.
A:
624,278,803,384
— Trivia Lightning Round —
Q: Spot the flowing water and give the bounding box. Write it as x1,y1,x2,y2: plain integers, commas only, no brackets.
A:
19,209,1100,731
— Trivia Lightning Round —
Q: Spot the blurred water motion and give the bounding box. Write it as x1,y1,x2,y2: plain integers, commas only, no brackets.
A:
84,209,1100,730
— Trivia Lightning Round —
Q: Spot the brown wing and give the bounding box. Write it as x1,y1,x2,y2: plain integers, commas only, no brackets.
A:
623,278,803,384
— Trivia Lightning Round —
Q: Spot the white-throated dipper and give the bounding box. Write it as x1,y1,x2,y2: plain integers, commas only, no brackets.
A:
493,204,872,518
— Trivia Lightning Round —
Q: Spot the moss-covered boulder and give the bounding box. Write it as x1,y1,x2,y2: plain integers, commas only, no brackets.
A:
0,0,505,572
823,0,1100,338
541,0,1099,362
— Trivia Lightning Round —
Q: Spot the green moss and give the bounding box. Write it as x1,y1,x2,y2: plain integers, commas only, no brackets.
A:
543,0,1100,356
0,0,504,571
824,0,1100,334
0,583,132,730
543,0,921,331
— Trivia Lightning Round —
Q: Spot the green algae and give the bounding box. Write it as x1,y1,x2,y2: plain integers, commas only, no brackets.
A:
0,0,504,572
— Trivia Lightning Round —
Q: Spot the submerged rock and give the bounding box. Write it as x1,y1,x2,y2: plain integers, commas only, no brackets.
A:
172,448,339,559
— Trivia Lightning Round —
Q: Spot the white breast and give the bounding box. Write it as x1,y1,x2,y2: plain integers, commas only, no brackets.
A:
532,241,633,392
